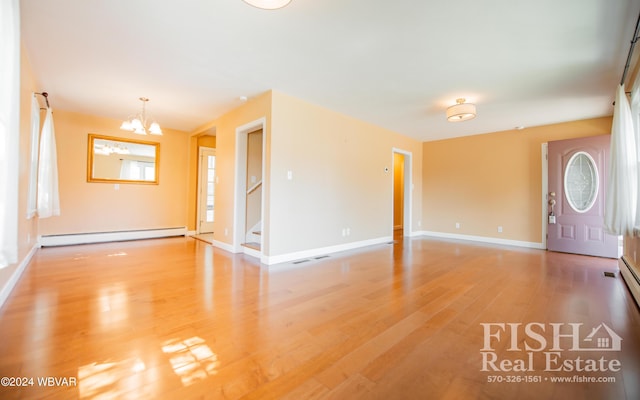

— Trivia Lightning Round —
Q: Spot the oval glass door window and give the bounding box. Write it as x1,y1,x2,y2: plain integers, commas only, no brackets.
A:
564,151,599,213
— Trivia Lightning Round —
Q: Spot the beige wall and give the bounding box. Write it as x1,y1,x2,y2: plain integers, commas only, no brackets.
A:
268,91,423,256
38,110,190,236
0,47,40,301
192,91,272,246
17,49,39,261
186,134,216,231
625,237,639,265
198,135,216,148
393,152,405,229
422,117,613,243
191,90,423,258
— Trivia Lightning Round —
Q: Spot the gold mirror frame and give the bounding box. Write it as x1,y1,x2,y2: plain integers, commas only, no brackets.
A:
87,134,160,184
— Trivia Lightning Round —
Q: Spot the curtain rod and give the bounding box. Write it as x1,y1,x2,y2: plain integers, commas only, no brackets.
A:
620,11,640,86
35,92,50,109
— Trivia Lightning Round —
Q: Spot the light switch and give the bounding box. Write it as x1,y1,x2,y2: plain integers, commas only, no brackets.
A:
287,170,293,180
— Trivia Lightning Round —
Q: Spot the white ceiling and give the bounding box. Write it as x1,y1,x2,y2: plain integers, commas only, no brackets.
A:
20,0,640,142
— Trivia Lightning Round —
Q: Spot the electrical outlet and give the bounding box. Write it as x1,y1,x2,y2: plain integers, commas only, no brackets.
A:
455,222,460,229
346,228,351,236
224,228,228,236
497,226,503,233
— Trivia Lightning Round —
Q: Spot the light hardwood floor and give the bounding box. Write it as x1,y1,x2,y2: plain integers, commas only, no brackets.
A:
0,236,639,399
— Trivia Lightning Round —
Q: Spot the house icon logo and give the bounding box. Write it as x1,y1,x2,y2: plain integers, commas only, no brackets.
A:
581,323,622,351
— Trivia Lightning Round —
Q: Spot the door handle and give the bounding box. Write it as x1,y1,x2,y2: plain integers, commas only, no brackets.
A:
548,192,556,224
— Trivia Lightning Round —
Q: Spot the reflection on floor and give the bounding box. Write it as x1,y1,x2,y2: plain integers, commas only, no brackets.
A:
192,233,214,244
1,236,639,399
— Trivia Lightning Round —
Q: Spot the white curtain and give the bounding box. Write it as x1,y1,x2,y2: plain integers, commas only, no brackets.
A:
605,84,638,236
37,108,60,218
631,77,640,228
27,94,41,219
0,0,20,268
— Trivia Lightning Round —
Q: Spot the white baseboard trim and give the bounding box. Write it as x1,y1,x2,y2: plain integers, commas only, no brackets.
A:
186,230,197,237
211,239,237,253
244,246,262,259
420,231,545,250
403,230,422,238
0,243,39,310
264,236,393,266
209,239,262,257
39,227,187,247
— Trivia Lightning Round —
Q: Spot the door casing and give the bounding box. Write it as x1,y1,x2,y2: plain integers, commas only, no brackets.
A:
197,147,216,234
392,148,412,237
234,118,267,254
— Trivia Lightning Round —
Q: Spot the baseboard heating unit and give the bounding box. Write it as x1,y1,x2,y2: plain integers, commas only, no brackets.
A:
39,227,187,247
620,256,640,308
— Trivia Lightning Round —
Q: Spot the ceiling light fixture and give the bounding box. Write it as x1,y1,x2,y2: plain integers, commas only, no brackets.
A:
242,0,291,10
120,97,162,135
446,98,477,122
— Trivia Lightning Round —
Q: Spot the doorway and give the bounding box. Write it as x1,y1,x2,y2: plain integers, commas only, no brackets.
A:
245,130,263,249
234,118,266,256
197,147,216,234
546,135,619,258
392,149,412,238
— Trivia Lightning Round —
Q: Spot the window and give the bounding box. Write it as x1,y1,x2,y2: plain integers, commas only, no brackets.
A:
564,151,598,213
0,0,20,268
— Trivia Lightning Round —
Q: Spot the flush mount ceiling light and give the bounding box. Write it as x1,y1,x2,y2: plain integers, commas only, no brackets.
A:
242,0,292,10
120,97,162,135
446,98,477,122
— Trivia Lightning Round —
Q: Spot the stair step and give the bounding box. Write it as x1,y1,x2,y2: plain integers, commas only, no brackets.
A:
242,242,261,251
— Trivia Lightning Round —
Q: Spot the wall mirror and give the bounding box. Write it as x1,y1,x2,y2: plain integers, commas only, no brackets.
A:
87,134,160,184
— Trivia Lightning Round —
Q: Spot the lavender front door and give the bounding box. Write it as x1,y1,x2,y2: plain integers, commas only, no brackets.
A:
547,135,619,258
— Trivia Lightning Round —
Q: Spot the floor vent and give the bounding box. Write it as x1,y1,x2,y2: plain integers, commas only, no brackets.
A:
293,259,311,265
314,255,330,260
604,271,617,278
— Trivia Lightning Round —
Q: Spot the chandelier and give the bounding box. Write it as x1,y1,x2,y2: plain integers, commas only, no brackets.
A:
120,97,162,135
94,142,130,156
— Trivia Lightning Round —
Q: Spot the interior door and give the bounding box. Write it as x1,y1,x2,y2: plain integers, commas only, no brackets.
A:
198,147,216,234
547,135,618,258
